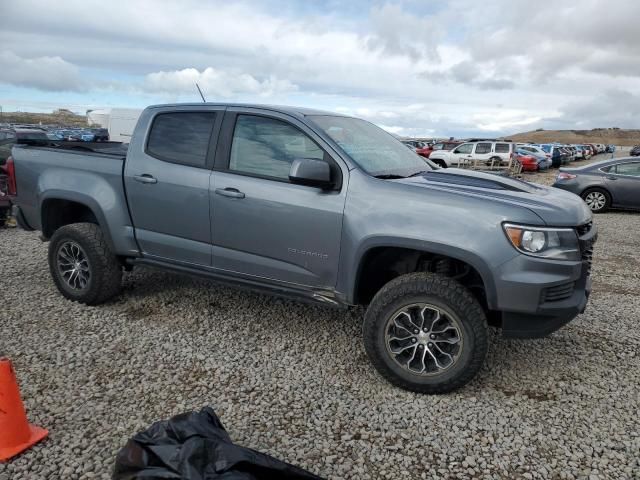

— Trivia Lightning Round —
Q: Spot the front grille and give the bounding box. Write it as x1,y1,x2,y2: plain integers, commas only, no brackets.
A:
542,282,575,302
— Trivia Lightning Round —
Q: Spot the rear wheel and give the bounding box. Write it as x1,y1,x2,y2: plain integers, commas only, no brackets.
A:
581,188,610,213
48,223,122,305
363,272,488,393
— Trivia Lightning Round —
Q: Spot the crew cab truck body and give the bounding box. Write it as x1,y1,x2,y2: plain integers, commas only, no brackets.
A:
10,103,597,393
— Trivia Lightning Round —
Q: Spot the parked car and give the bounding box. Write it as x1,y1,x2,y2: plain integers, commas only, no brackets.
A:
571,145,586,160
515,148,550,171
630,145,640,156
560,146,576,163
579,145,592,160
513,151,540,172
553,157,640,212
430,141,462,152
80,131,96,142
401,140,432,158
90,128,109,142
9,102,596,394
605,145,616,153
0,128,50,163
537,144,569,167
429,140,516,167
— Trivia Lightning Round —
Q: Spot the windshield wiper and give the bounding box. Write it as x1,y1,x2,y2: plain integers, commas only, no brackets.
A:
373,174,406,179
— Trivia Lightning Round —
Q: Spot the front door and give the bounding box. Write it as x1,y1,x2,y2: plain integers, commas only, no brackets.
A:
449,143,474,166
124,107,223,265
210,111,346,288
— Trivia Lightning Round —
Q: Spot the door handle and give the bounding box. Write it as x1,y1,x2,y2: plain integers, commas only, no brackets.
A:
215,187,245,199
133,174,157,184
606,175,617,180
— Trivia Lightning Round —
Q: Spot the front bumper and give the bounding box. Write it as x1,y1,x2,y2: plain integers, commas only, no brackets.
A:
495,222,597,338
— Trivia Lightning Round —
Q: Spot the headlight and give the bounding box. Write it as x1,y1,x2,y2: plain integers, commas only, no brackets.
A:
503,223,580,260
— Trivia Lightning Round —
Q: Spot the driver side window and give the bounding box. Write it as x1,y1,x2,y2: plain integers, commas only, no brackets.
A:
230,115,324,180
454,143,473,154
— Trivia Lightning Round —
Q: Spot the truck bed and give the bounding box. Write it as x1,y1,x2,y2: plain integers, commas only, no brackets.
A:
11,144,134,254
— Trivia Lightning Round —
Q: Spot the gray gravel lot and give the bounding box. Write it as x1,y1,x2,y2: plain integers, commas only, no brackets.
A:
1,154,639,479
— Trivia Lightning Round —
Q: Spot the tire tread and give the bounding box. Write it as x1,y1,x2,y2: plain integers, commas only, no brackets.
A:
364,272,488,394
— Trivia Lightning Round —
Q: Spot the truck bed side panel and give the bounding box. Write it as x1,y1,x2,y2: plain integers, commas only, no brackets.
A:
12,146,139,256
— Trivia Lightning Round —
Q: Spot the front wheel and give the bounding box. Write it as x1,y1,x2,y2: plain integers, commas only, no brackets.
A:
48,223,122,305
363,273,488,393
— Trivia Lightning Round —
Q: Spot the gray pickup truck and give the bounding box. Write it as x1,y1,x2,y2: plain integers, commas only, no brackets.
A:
9,103,597,393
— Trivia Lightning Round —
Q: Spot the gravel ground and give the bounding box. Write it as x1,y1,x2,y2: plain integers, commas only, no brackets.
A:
1,152,639,479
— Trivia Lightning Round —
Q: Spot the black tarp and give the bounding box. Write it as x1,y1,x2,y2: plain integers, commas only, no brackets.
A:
113,407,324,480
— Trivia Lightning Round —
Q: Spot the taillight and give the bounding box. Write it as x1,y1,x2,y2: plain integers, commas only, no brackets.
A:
6,156,17,196
556,172,577,181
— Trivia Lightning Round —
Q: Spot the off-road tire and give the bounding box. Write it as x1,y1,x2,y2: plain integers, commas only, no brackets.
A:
581,187,610,213
363,272,488,394
48,222,122,305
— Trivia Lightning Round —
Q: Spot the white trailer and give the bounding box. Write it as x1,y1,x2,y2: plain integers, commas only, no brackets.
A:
87,108,143,143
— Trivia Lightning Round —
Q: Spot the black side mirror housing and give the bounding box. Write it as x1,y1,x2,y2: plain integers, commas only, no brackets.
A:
289,158,333,189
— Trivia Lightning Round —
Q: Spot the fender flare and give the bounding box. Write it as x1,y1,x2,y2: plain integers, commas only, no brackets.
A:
347,236,498,309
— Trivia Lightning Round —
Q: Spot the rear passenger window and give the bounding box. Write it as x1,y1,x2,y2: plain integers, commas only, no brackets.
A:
614,162,640,176
146,112,216,167
229,115,324,180
495,143,510,153
474,143,492,154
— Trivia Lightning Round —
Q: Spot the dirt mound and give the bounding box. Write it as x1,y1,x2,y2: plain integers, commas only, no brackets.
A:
506,128,640,146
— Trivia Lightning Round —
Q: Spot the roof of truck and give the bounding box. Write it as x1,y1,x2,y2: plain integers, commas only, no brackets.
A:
146,103,347,118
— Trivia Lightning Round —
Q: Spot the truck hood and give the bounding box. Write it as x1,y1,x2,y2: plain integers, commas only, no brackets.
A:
394,168,592,226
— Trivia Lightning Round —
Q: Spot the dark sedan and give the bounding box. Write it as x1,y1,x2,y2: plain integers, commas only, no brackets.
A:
552,158,640,213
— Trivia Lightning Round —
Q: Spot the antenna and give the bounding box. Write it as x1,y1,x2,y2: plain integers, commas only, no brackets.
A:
196,83,206,103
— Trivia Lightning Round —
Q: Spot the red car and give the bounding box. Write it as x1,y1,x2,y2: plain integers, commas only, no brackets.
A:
427,141,462,158
514,152,539,171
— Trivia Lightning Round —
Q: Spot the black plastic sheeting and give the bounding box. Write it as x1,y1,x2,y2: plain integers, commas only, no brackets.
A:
113,407,324,480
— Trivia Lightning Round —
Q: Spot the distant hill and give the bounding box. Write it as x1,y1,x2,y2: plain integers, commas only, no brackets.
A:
0,110,87,127
506,128,640,146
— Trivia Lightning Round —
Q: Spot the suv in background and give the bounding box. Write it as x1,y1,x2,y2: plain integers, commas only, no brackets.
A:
429,140,515,167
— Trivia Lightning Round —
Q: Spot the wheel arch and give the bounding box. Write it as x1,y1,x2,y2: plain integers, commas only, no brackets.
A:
40,191,114,251
349,238,498,310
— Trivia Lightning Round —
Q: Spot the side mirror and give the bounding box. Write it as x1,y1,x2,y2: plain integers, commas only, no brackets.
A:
289,158,333,189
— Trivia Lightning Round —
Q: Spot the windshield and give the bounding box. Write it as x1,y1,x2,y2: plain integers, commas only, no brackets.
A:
309,115,436,177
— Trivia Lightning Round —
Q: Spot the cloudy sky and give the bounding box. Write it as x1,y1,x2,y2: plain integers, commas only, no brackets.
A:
1,0,639,137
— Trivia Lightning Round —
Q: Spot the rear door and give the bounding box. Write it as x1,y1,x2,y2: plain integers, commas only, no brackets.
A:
472,142,492,164
124,107,224,265
493,142,511,164
209,108,347,288
606,162,640,208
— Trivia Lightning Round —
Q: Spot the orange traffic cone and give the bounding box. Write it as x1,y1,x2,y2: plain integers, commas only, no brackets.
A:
0,358,48,461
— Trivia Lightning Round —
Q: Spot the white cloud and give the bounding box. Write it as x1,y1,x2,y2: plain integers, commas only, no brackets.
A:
0,50,85,92
144,67,297,98
0,0,639,136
